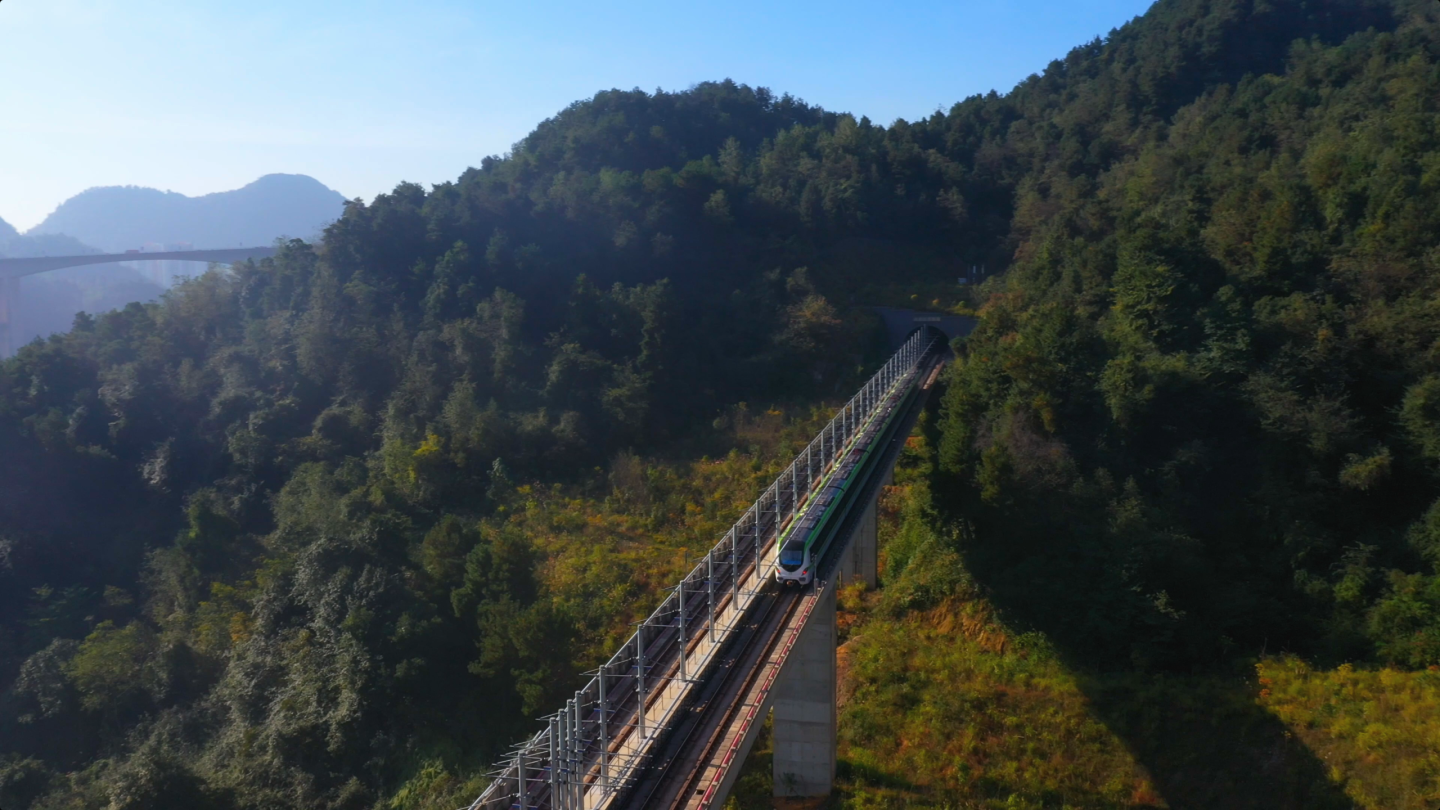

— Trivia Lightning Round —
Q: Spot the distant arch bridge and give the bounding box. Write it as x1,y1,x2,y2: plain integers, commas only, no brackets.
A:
0,247,276,357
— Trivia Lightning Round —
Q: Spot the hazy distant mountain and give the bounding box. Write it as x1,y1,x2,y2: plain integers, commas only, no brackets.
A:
0,213,99,259
4,233,101,258
0,212,148,346
28,173,347,252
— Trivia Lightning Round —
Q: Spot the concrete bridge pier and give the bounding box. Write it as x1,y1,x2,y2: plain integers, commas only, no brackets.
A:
772,464,895,799
837,498,878,589
0,277,18,358
837,467,890,590
772,581,836,799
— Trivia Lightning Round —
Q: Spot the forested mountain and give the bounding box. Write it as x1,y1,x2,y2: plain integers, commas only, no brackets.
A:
932,0,1440,671
28,174,347,251
0,229,99,260
4,0,1440,807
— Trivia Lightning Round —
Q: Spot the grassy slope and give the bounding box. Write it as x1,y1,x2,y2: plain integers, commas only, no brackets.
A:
1258,657,1440,808
724,415,1440,810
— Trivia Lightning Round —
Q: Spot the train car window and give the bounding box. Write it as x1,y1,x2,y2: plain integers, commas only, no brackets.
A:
779,543,805,569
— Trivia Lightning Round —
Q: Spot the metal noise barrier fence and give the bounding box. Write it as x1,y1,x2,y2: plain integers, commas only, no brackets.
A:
465,330,940,810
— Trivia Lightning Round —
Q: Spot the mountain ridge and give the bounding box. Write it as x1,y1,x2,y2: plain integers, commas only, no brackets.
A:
28,173,346,252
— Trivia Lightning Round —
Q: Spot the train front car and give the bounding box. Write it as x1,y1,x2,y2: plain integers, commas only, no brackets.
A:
776,536,810,586
777,502,822,585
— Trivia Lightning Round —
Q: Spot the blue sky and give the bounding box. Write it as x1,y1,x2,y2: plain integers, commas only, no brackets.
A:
0,0,1155,231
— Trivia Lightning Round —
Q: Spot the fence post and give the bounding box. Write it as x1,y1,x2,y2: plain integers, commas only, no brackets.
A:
567,691,578,807
550,715,561,809
598,664,608,796
561,702,572,810
515,750,524,810
754,507,762,588
636,627,647,740
678,580,688,681
730,528,739,616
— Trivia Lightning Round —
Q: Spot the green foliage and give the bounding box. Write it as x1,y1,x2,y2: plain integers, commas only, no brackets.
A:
879,437,973,615
5,0,1440,806
935,0,1440,671
1259,657,1440,808
65,621,161,717
836,609,1163,808
385,759,482,810
1368,573,1440,667
101,747,234,810
740,428,1373,810
0,756,51,809
1402,375,1440,461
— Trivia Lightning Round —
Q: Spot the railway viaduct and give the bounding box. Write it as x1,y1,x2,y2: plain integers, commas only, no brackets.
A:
467,315,971,810
0,247,276,357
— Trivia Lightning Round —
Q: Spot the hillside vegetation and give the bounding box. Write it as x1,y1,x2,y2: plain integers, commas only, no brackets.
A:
726,420,1439,809
812,427,1440,808
6,0,1440,808
935,0,1440,675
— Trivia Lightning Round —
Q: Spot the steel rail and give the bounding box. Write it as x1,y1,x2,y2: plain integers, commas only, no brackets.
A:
615,585,803,809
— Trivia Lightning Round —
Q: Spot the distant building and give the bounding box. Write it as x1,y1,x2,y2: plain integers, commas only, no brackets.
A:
125,242,195,286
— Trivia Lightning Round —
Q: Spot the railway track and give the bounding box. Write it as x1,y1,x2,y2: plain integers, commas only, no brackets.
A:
619,583,804,809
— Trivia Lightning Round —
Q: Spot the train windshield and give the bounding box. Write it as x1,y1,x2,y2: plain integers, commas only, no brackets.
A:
779,545,805,570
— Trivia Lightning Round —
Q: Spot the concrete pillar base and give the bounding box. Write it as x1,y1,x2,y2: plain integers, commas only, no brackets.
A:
839,496,879,589
0,277,16,358
772,583,836,798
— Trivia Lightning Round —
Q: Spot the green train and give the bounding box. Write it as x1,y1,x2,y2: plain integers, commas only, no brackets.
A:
776,377,920,586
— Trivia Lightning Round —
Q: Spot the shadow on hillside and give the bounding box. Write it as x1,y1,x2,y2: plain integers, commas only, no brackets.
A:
954,564,1358,808
928,485,1359,801
945,561,1361,808
1073,671,1356,810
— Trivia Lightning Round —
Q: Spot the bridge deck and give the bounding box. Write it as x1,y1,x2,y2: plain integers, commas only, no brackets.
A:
582,541,783,809
0,247,276,279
